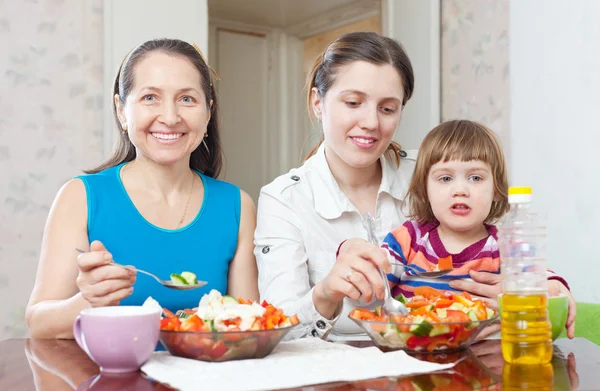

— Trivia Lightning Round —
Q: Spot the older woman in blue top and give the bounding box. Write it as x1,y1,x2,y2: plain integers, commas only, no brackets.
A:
26,38,259,339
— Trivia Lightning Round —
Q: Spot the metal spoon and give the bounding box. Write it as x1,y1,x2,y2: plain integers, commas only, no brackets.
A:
75,248,207,290
399,263,454,279
362,213,408,315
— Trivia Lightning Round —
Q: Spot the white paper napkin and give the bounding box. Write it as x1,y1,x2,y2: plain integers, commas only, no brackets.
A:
142,338,455,391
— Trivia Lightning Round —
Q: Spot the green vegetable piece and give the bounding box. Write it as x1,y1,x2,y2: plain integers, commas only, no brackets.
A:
170,273,187,285
394,293,408,304
180,271,198,285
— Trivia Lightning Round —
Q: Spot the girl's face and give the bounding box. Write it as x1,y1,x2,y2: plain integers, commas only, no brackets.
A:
427,159,498,233
115,52,210,166
311,61,404,170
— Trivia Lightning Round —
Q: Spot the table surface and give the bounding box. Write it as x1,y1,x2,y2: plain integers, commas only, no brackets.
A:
1,337,598,390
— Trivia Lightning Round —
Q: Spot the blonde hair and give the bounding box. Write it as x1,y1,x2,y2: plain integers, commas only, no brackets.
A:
405,120,509,224
303,32,414,166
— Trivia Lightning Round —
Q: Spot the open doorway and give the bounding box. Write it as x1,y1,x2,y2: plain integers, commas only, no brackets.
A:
207,0,382,201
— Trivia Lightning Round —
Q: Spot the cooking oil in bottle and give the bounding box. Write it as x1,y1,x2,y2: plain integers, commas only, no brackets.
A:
497,187,552,364
501,292,552,364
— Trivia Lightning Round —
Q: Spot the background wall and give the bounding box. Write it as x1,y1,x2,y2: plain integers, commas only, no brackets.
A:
441,0,510,152
0,0,105,339
510,0,600,302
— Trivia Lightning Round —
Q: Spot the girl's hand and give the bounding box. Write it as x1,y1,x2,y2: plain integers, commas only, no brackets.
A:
449,270,502,308
450,270,502,340
315,238,391,306
76,240,136,307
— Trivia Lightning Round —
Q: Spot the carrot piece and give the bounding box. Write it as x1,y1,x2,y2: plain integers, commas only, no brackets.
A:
289,314,300,325
414,286,443,299
405,298,430,308
438,256,453,271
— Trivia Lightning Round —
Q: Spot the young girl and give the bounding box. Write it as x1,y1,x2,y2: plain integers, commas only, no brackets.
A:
382,119,509,298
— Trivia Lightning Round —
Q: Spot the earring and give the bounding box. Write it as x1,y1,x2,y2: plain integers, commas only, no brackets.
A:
202,134,209,154
121,124,128,133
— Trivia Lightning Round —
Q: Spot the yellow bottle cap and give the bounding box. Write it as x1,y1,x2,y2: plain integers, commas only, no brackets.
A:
508,187,532,195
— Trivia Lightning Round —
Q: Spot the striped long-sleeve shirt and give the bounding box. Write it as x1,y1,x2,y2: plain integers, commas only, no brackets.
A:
381,220,570,298
381,220,501,298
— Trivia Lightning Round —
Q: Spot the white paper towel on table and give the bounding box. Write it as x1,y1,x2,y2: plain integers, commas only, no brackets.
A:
141,338,455,391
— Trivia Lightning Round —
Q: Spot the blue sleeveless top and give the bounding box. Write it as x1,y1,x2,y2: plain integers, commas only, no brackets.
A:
76,163,241,313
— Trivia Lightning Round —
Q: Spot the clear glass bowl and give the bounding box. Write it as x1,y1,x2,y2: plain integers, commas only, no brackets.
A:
159,324,297,362
349,313,499,353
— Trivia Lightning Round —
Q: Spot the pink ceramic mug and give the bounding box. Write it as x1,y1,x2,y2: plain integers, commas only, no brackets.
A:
73,306,161,373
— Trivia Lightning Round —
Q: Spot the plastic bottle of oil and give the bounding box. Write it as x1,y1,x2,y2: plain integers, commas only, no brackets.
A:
498,187,552,365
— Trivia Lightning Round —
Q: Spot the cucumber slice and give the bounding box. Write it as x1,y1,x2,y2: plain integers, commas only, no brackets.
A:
429,324,451,337
448,302,465,311
209,319,217,332
222,295,239,306
486,308,495,319
409,320,433,337
374,305,383,317
394,293,408,304
176,310,189,319
436,308,448,319
466,310,479,322
180,271,198,285
170,273,187,285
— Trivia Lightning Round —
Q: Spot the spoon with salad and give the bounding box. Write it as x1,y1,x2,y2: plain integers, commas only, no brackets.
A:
75,248,208,290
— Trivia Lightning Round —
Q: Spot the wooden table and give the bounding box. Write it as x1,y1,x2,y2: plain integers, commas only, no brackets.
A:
1,338,598,390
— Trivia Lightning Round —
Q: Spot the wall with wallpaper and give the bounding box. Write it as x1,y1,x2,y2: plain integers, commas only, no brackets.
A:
0,0,510,339
441,0,510,150
0,0,104,340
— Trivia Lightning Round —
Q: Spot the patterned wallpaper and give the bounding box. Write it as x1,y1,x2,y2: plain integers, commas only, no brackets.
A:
0,0,510,339
0,0,104,340
441,0,510,150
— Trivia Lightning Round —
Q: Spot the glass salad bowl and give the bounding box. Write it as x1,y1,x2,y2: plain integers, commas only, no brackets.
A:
155,290,300,362
349,287,500,353
159,324,297,362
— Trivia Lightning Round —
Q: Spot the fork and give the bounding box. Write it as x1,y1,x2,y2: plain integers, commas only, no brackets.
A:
362,213,408,315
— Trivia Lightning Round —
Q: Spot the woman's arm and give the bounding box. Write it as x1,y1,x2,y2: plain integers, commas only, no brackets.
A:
255,187,341,338
26,180,134,339
26,180,92,339
226,190,259,301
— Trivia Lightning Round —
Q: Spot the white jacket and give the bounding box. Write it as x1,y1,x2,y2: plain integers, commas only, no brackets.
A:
254,144,416,340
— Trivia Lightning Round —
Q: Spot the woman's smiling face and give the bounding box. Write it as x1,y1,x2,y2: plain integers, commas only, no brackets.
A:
312,60,405,170
115,51,211,166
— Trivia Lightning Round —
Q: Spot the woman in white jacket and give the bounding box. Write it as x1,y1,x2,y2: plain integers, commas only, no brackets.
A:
254,32,416,340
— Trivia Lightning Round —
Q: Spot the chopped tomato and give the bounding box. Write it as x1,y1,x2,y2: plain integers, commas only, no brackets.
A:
426,337,450,351
444,310,471,323
209,340,228,359
162,308,177,318
223,317,242,327
434,298,454,308
160,317,181,331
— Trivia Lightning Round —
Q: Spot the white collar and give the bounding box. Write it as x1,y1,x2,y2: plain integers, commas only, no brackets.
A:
310,144,410,220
